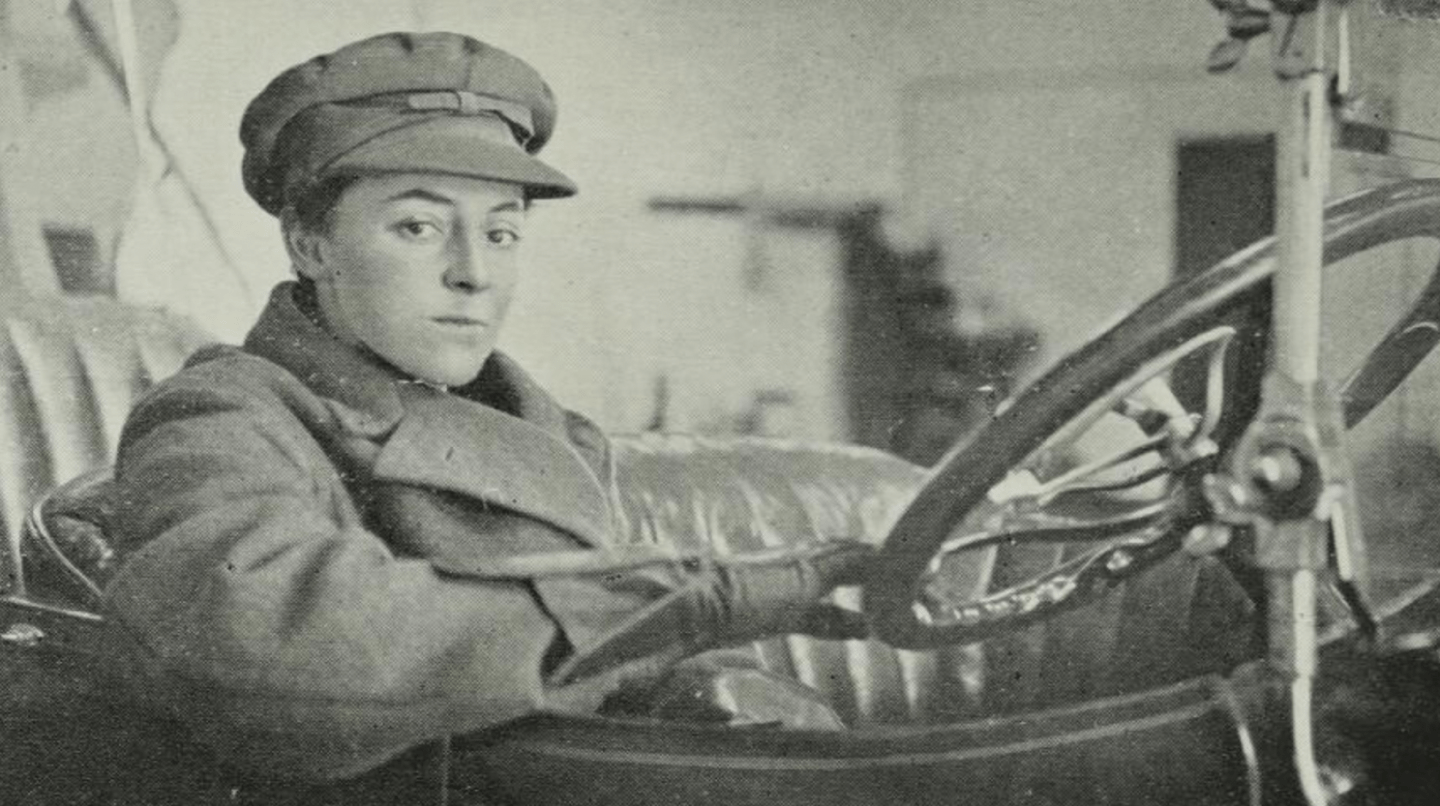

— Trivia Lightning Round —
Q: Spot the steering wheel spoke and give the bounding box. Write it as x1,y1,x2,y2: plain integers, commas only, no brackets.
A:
986,326,1236,513
1021,432,1171,505
934,498,1174,563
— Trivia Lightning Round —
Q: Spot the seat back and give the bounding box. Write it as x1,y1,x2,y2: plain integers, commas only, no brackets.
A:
0,297,215,805
22,430,992,726
0,296,211,602
0,296,970,728
606,434,974,725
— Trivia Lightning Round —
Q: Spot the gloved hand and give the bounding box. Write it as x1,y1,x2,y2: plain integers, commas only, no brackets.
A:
709,539,875,643
537,539,876,686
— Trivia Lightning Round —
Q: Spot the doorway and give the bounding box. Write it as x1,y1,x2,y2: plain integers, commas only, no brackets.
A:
1174,135,1275,279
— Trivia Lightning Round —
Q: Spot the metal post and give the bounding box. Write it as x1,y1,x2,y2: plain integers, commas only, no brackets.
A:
1258,3,1337,804
1271,4,1331,387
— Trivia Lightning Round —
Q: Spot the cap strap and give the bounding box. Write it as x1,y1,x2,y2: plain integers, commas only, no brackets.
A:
356,90,536,147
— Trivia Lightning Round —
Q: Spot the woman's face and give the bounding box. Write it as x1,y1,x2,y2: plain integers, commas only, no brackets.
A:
290,172,527,386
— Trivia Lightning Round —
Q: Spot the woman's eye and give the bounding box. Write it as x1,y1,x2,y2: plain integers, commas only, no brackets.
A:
487,228,522,248
395,219,440,239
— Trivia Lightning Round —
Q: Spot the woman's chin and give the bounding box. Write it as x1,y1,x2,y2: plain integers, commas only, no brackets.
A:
419,363,486,388
387,350,489,388
364,329,494,388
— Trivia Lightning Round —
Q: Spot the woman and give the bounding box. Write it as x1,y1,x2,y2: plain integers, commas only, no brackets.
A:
100,31,873,797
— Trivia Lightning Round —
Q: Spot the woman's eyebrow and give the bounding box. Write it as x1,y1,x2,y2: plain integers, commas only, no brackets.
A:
382,188,453,206
380,190,524,214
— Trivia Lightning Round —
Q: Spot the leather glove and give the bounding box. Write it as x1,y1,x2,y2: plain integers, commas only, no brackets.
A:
540,539,876,686
709,539,875,643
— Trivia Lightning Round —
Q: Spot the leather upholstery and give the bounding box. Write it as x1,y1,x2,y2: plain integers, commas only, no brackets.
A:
27,429,983,725
603,434,971,725
0,296,210,601
4,294,1006,726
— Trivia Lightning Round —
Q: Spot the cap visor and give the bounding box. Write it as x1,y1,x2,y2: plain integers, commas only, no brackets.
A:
326,118,577,199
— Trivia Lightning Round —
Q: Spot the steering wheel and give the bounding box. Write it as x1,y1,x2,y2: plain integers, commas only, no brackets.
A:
865,179,1440,649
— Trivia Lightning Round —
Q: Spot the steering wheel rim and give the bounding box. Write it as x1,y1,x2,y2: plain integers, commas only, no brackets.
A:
865,179,1440,650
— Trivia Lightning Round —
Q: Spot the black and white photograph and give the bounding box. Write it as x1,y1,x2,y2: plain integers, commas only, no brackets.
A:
5,2,1440,804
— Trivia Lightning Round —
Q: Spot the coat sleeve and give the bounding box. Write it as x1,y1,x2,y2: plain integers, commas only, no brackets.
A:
101,369,580,781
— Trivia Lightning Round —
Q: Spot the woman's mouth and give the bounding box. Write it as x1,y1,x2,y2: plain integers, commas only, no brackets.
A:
432,316,487,328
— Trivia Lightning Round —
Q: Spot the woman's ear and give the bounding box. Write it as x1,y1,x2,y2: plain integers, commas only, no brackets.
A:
281,211,329,281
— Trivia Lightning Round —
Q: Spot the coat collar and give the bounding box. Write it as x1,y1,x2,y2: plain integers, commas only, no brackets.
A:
241,282,613,547
242,282,407,431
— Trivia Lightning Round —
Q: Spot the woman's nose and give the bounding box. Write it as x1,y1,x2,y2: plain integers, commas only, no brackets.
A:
442,233,490,293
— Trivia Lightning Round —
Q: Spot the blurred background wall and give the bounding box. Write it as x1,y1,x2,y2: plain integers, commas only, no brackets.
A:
6,0,1440,467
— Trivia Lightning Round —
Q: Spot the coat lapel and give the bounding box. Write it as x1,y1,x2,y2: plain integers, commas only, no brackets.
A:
374,383,613,549
241,282,615,556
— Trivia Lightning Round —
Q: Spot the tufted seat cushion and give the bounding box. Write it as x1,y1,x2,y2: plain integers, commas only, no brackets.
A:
26,429,994,723
3,293,989,726
0,296,211,601
604,435,998,724
0,296,214,805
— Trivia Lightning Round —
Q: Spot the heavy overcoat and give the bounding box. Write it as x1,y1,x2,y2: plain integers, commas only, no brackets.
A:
101,283,692,781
